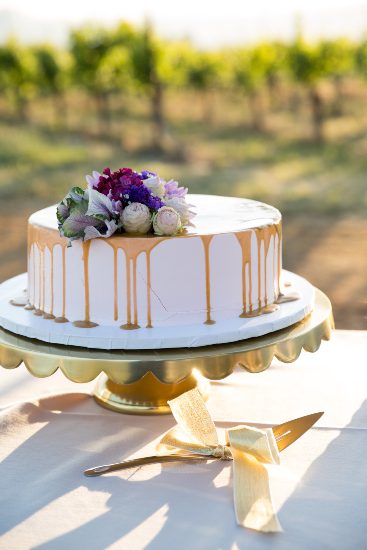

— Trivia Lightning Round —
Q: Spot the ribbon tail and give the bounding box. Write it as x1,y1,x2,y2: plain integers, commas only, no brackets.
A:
231,447,282,533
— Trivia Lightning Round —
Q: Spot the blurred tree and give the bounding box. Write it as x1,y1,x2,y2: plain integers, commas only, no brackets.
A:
130,22,169,149
319,38,355,116
32,44,70,128
232,44,278,131
70,26,112,132
263,42,289,110
287,37,328,141
183,50,223,122
0,39,37,121
70,24,134,134
354,39,367,96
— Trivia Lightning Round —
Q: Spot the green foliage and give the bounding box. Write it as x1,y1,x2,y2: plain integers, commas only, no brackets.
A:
232,42,286,93
184,50,222,91
318,38,355,78
287,38,327,85
70,26,112,93
32,44,70,96
1,22,367,141
130,23,166,91
355,39,367,79
0,39,37,102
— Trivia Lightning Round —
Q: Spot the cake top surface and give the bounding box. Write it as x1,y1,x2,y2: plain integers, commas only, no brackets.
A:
29,194,281,237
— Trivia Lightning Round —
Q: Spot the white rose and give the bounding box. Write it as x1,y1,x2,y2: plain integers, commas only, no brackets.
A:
121,203,152,234
144,175,165,198
153,206,182,236
164,197,195,226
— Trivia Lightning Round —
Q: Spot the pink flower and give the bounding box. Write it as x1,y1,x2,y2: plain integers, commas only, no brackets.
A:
153,206,182,236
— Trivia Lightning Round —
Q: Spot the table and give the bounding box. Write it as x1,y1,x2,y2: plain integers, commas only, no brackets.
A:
0,329,366,549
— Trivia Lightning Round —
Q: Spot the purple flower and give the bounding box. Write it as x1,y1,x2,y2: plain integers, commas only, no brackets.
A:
95,167,144,201
140,170,157,180
164,179,188,199
127,184,164,211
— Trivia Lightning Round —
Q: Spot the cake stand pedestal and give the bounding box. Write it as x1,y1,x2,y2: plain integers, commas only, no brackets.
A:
0,288,333,415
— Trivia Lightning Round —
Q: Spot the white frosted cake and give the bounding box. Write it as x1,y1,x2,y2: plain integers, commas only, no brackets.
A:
27,194,282,330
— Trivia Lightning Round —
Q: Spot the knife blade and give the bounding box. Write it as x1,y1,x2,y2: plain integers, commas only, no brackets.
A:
272,411,324,452
84,411,324,477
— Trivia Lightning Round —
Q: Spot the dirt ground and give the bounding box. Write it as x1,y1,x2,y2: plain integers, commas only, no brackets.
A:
1,202,365,330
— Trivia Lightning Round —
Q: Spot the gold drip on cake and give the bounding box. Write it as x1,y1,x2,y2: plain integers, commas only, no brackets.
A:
236,231,253,317
9,296,28,306
43,313,55,320
27,224,68,322
110,236,162,330
240,303,280,318
276,291,301,304
73,241,98,328
146,250,153,328
200,235,216,325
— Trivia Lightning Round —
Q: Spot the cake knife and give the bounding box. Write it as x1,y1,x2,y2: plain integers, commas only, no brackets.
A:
84,411,323,477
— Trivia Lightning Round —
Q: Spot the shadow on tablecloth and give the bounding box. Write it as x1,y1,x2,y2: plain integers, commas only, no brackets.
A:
0,393,366,549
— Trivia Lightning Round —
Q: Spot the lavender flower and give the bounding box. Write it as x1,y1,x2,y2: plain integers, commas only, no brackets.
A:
164,179,188,199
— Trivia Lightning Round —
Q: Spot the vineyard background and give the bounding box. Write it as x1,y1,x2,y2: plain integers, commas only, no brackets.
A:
0,22,366,328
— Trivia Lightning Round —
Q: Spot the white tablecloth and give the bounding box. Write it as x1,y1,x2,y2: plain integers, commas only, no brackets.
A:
0,329,366,549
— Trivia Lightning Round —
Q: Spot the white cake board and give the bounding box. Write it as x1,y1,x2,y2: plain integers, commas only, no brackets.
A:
0,271,314,350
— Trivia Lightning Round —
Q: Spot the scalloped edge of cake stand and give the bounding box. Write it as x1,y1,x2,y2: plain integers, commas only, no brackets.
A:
0,287,333,413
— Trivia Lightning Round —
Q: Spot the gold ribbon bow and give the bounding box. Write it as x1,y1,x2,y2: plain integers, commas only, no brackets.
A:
158,387,282,533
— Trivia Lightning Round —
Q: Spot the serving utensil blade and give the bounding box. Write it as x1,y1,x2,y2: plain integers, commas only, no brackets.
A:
273,411,324,451
84,411,324,476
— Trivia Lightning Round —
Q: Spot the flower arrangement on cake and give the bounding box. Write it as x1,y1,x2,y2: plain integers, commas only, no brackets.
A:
57,167,195,244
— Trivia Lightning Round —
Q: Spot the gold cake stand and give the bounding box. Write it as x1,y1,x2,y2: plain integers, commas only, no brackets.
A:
0,288,333,415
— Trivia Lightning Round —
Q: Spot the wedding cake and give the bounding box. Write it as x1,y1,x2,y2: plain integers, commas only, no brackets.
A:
26,167,283,330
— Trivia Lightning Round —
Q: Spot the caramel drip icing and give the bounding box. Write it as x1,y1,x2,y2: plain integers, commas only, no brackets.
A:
33,243,43,316
254,224,281,309
276,291,301,304
24,304,35,310
54,244,69,323
43,312,55,320
241,290,300,318
73,240,98,328
240,303,280,318
106,236,163,330
10,296,28,306
236,231,253,317
28,224,68,322
146,251,152,328
54,317,68,324
200,235,215,325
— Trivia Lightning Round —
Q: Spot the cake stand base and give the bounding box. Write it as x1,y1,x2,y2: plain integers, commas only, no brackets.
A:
94,370,211,414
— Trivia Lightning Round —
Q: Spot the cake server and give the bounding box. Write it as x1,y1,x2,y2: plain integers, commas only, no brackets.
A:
84,411,323,477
